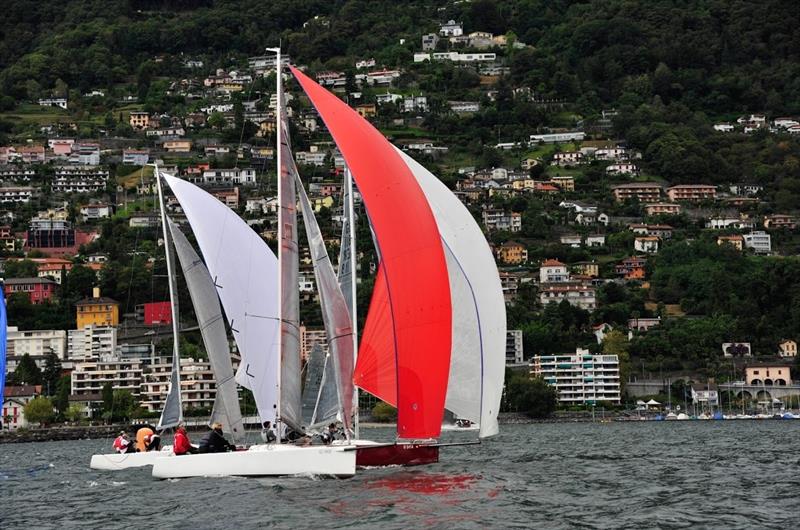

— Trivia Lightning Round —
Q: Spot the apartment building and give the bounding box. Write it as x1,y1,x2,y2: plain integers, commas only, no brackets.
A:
531,348,621,404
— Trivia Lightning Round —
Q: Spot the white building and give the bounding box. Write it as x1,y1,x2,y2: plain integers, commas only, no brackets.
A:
482,209,522,232
0,186,34,203
67,325,118,362
539,259,569,283
530,132,586,144
122,149,150,166
531,349,621,404
140,357,217,412
506,329,524,365
79,203,112,222
743,231,771,254
539,284,597,311
194,168,257,186
634,236,659,253
6,327,67,359
68,144,100,165
439,19,463,37
71,358,143,397
52,166,109,194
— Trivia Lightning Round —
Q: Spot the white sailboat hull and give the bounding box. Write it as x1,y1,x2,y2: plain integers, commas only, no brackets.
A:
90,448,174,471
151,444,356,479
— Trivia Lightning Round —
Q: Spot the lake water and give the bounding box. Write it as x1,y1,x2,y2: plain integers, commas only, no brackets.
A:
1,422,799,529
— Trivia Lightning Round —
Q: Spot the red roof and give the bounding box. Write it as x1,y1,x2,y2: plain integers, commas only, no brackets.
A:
3,385,42,398
541,259,565,267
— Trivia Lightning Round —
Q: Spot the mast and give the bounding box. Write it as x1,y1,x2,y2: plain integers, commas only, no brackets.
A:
347,168,360,439
155,165,183,429
267,46,283,434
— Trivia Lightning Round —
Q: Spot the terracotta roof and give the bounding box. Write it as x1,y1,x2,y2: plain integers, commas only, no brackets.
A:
541,259,565,267
4,277,57,285
3,384,42,397
76,296,118,306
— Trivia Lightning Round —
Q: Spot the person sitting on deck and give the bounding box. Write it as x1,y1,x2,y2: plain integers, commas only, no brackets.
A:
173,424,198,455
198,422,236,453
144,431,161,451
320,423,338,445
112,431,134,454
135,426,157,452
261,421,277,444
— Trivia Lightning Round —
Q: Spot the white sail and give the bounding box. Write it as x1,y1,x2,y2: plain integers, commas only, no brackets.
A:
396,149,506,438
295,172,355,433
337,172,355,317
301,344,339,428
278,94,303,432
163,173,280,427
156,171,182,430
168,217,245,444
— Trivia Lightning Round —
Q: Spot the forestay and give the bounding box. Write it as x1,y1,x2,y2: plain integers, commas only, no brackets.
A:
168,217,244,443
163,174,280,426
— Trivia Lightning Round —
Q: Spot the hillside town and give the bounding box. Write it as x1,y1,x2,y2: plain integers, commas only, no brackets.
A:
3,14,800,432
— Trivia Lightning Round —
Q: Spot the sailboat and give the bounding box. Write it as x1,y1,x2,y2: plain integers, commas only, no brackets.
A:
151,51,505,477
90,170,245,470
288,66,506,466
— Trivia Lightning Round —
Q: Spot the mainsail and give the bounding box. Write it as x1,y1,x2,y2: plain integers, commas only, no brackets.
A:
163,173,280,426
277,92,303,432
167,217,245,443
156,171,182,430
295,171,355,433
291,66,452,440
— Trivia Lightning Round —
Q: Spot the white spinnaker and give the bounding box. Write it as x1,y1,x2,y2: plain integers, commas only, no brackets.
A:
396,149,506,438
163,174,280,426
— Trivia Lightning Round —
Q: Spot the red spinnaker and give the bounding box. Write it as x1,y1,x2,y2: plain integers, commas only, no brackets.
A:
290,66,451,439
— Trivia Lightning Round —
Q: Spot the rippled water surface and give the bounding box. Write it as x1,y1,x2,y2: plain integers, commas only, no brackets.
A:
2,422,799,529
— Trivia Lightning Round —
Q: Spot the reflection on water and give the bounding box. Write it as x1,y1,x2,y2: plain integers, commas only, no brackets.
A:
2,422,799,529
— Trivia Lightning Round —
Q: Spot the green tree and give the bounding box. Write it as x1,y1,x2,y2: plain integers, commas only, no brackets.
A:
602,329,632,388
11,353,42,385
3,259,38,278
24,396,55,426
53,375,71,415
503,371,558,418
65,404,85,424
371,401,397,422
41,352,62,396
101,382,114,420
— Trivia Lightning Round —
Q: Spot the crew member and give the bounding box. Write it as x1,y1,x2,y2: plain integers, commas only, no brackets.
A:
198,422,236,453
135,426,155,452
112,431,133,453
173,424,197,455
261,421,277,444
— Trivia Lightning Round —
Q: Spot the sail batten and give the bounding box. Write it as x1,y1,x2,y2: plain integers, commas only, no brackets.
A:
168,217,244,443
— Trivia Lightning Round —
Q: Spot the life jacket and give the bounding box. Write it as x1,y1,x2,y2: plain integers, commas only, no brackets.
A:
113,436,129,453
135,427,154,452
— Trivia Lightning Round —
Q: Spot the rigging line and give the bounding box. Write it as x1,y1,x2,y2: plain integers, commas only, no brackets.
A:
234,69,257,170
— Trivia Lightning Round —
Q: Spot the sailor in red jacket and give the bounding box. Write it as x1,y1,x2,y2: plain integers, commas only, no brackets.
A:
173,424,197,455
113,431,133,453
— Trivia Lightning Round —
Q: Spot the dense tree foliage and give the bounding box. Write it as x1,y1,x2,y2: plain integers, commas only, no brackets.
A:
502,370,557,418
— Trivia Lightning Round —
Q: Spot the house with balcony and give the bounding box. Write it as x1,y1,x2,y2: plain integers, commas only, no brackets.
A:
763,214,796,230
615,256,647,280
743,231,771,254
634,235,659,253
539,259,569,283
612,182,662,203
497,241,528,265
539,283,596,311
4,277,57,304
666,184,717,202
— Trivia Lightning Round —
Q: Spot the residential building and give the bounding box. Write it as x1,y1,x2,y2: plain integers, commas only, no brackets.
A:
448,101,480,113
300,326,328,361
0,186,34,203
743,231,771,254
52,166,109,194
573,261,599,278
122,149,150,165
506,329,524,365
422,33,439,50
778,339,797,358
722,342,752,357
2,385,42,430
645,203,681,216
606,163,639,175
539,259,569,283
79,203,112,222
713,123,735,132
666,184,717,202
163,140,192,153
355,104,376,118
3,277,57,304
482,208,522,232
612,183,662,203
48,138,75,156
539,284,596,311
530,132,586,144
550,176,575,192
140,358,216,412
147,127,186,138
68,143,100,165
38,97,68,109
26,217,75,249
629,224,673,239
129,111,150,129
129,212,160,228
628,317,661,333
552,152,584,167
763,214,796,230
615,256,647,280
194,168,257,186
586,234,606,247
634,236,659,253
717,235,744,250
497,241,528,264
706,217,754,230
560,234,582,248
499,271,522,302
75,287,119,328
6,327,67,359
531,349,621,404
67,325,118,362
745,365,792,386
71,358,143,397
439,19,463,37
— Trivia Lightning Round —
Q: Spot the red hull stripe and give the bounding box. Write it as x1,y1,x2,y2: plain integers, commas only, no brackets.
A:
290,66,451,439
